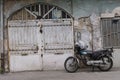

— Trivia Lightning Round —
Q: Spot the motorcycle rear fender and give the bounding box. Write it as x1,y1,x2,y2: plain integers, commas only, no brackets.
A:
96,54,112,60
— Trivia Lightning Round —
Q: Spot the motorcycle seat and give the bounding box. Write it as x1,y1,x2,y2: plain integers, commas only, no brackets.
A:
86,49,107,54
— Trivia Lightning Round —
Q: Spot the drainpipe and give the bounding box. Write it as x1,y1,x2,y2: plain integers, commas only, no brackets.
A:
0,0,5,74
89,17,94,52
91,24,94,52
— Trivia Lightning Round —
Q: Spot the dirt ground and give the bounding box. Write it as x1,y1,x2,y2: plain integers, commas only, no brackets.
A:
0,68,120,80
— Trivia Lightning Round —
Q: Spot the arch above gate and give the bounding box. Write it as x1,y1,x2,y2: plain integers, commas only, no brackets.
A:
8,2,73,20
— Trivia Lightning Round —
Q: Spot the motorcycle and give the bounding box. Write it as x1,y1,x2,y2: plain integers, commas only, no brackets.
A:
64,45,113,73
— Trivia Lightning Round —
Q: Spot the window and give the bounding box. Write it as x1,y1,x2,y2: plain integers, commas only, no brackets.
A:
74,31,81,43
101,17,120,48
26,4,71,19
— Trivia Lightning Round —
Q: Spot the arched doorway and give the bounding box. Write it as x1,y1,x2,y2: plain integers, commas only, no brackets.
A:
7,2,74,72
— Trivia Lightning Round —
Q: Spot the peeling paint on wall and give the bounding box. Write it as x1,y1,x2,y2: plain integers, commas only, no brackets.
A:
101,7,120,18
74,13,102,51
90,13,102,50
78,17,92,50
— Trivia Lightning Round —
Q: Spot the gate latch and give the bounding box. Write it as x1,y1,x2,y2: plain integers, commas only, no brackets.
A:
41,54,43,57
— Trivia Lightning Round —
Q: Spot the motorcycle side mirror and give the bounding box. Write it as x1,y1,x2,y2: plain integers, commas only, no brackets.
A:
108,47,113,52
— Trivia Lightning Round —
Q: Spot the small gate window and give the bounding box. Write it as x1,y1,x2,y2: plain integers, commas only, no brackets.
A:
52,8,62,19
101,17,120,48
25,4,71,19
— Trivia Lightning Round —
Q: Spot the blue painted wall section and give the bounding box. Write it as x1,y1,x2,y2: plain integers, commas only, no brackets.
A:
73,0,120,18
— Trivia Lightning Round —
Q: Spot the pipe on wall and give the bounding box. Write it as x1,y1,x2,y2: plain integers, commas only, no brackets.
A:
0,0,5,73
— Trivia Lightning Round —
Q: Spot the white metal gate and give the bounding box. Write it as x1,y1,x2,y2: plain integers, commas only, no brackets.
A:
8,20,43,71
41,19,74,70
7,3,74,71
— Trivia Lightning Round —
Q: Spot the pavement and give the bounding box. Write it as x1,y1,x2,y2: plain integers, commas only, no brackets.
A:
0,68,120,80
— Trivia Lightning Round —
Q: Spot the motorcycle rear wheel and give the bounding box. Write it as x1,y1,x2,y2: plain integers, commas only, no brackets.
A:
64,57,79,73
98,56,113,71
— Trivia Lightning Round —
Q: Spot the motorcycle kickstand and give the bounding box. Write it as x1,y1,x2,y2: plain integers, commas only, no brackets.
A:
92,65,95,72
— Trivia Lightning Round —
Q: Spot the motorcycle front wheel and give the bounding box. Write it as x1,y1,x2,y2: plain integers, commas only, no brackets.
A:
98,56,113,71
64,57,79,73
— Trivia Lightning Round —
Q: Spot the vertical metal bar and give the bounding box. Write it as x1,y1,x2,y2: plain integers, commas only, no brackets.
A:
112,21,115,47
104,19,106,47
39,4,41,16
43,5,45,16
111,19,113,47
116,19,118,46
105,19,107,47
109,19,111,47
106,19,108,47
103,19,105,47
100,18,103,48
30,6,32,19
34,4,36,12
114,20,116,46
118,20,120,46
108,19,111,47
22,9,24,20
47,5,49,19
66,13,67,19
107,19,109,46
25,8,28,20
102,18,104,48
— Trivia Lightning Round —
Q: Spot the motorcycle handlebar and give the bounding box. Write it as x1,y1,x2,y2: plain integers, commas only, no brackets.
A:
106,47,113,52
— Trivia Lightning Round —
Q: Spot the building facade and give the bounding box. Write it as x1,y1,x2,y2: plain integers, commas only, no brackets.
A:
0,0,120,72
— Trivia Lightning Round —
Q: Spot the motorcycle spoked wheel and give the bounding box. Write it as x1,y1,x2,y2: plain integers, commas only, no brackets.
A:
64,57,79,73
98,56,113,71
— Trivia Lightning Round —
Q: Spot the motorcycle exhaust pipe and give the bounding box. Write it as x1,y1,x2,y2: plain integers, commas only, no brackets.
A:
87,60,103,66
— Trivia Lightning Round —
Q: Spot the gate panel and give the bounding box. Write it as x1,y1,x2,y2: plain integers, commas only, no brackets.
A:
42,19,74,70
8,20,43,72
